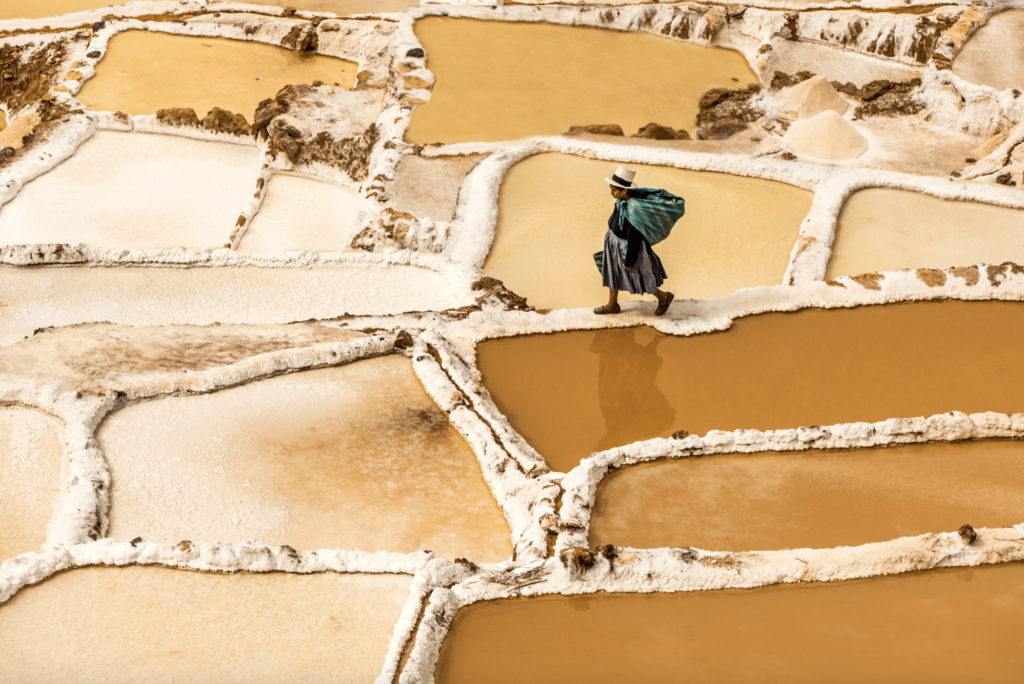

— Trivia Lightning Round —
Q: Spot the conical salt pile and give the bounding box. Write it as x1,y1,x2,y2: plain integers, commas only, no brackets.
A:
778,75,849,119
784,110,868,161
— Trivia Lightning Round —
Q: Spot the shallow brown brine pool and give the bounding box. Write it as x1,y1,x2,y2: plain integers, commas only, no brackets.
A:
407,18,758,144
827,188,1024,279
477,301,1024,472
591,439,1024,552
77,31,358,120
0,0,153,20
435,563,1024,684
0,566,411,683
485,154,812,310
99,356,513,561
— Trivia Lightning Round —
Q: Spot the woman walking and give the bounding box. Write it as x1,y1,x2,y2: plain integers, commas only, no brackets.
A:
593,164,683,316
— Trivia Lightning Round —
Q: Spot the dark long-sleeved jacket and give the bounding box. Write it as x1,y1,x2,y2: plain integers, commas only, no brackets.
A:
608,204,647,268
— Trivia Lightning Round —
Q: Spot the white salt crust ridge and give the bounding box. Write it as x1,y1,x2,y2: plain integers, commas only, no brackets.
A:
398,521,1024,684
411,336,556,563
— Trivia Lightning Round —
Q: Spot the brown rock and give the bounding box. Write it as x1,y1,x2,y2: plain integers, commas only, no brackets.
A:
202,107,251,136
156,107,201,128
859,79,892,100
566,124,624,136
699,87,731,109
958,523,977,545
632,123,691,140
771,70,815,90
559,546,596,576
696,122,747,140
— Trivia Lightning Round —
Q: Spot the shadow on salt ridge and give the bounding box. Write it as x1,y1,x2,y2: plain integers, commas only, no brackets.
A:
591,440,1024,553
0,565,410,683
238,175,360,253
484,153,812,311
0,264,461,347
407,18,758,144
0,131,257,250
77,31,357,122
953,10,1024,93
0,407,63,562
826,188,1024,280
435,564,1024,684
99,356,514,562
477,301,1024,473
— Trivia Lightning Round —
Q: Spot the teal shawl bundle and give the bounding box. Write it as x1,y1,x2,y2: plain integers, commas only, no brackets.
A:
594,187,686,273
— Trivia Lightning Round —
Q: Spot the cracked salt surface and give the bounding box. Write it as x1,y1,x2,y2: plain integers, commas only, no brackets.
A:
0,407,63,563
0,566,412,684
0,132,258,250
100,356,514,561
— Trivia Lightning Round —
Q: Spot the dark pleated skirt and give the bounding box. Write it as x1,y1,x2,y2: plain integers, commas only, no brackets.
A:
596,229,667,294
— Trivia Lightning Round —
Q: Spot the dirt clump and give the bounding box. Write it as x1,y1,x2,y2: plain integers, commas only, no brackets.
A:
559,546,596,576
156,107,201,128
565,124,624,136
202,107,251,136
771,70,815,90
916,268,947,287
632,123,691,140
696,83,762,134
0,40,68,113
850,272,884,290
958,523,977,545
471,276,532,311
949,266,979,286
853,80,924,119
671,429,691,439
281,24,319,52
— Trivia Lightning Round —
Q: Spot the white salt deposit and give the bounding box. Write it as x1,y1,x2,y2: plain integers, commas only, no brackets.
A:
0,132,258,250
0,264,460,346
237,174,360,253
777,75,849,120
0,407,63,562
784,110,869,161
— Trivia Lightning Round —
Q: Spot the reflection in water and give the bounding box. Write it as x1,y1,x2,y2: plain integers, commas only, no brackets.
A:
591,329,674,452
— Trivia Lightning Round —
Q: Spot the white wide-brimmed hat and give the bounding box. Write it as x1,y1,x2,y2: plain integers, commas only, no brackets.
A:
605,164,638,190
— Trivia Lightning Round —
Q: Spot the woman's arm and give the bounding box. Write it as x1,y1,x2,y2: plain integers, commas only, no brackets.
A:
623,217,644,268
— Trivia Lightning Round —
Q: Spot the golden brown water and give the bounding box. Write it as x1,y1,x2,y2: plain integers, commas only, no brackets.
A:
828,188,1024,279
407,19,758,144
477,301,1024,472
435,563,1024,684
0,0,153,20
486,154,812,310
101,356,513,561
0,407,63,561
77,32,357,120
0,566,411,683
592,440,1024,552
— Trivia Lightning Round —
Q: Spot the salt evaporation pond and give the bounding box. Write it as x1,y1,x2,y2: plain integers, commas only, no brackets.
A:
591,439,1024,552
237,175,359,253
0,264,460,346
239,0,420,12
485,154,812,310
436,563,1024,683
0,566,410,683
952,10,1024,93
0,132,257,250
77,32,357,121
99,356,513,561
0,0,155,20
0,407,63,562
827,188,1024,279
478,301,1024,472
406,18,758,144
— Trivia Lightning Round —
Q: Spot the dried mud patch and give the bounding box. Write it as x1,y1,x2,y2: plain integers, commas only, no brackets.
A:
0,322,364,391
0,39,68,113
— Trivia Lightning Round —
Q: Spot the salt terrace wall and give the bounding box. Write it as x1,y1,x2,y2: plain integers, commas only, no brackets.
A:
4,0,1024,681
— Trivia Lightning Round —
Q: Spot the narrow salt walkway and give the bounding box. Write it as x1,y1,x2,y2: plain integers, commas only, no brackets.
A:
0,566,411,684
0,132,258,250
237,175,360,253
0,264,461,346
99,357,514,561
827,188,1024,279
0,407,63,562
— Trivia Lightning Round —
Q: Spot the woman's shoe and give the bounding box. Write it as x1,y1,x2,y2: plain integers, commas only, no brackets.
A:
593,304,621,315
655,292,675,316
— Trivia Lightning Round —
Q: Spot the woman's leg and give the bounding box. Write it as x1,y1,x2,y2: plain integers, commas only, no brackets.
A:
607,288,620,307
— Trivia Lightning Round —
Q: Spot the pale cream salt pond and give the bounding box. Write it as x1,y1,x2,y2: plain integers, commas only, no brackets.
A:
237,175,360,253
826,188,1024,279
484,153,812,310
0,407,63,562
0,566,411,684
952,9,1024,94
99,356,514,562
0,131,257,250
0,264,461,347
